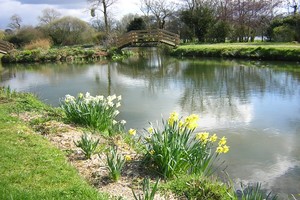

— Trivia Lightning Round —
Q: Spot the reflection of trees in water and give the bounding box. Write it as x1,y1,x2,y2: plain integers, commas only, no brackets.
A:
116,48,181,95
179,60,299,117
116,53,299,119
0,61,108,85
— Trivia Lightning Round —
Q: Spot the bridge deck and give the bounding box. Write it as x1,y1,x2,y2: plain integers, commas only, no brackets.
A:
117,29,180,49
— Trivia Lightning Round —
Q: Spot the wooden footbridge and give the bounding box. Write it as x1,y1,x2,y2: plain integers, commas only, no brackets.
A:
0,40,14,54
117,29,180,49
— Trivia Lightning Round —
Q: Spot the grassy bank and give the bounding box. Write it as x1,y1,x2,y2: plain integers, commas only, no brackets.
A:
0,89,108,200
0,88,280,200
172,43,300,61
1,47,133,64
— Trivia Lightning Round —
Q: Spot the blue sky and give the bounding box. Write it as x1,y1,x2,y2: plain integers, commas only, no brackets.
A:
0,0,141,30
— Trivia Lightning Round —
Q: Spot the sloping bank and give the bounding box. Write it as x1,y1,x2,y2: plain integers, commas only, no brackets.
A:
0,88,108,200
171,43,300,61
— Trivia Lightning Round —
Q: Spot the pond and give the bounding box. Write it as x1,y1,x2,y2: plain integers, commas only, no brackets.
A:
1,48,300,198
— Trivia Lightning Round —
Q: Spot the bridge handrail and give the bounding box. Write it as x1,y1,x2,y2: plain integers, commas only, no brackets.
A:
0,40,14,54
117,29,180,49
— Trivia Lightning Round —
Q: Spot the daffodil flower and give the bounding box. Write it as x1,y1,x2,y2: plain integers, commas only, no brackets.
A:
128,128,136,136
209,134,218,142
218,136,227,146
124,155,132,161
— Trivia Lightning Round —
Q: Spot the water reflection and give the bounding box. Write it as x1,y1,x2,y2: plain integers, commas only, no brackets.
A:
1,49,300,197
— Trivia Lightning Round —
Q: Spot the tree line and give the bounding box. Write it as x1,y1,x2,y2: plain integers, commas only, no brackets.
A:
0,0,299,48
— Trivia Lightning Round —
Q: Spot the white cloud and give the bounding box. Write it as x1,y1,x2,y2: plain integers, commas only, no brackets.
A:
0,0,142,30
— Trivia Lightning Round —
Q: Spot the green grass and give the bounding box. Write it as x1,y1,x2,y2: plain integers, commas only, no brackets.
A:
160,175,236,200
0,89,109,200
172,42,300,61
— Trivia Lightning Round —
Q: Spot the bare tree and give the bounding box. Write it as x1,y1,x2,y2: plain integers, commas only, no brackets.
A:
140,0,177,29
38,8,62,25
87,0,118,33
8,14,22,30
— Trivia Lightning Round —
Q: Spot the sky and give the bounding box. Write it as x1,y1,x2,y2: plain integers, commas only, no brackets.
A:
0,0,142,30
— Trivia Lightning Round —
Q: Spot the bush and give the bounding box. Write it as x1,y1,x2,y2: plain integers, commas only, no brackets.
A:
130,112,229,179
23,38,52,50
60,92,126,134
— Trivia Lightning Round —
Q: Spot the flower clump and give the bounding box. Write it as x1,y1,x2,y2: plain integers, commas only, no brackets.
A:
61,92,125,134
128,111,230,179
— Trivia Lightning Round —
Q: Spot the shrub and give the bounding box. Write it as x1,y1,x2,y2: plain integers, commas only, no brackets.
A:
131,112,229,179
23,38,52,50
60,92,126,134
74,133,99,159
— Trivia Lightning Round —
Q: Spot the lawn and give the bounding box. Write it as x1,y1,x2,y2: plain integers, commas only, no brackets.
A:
0,89,108,200
172,42,300,61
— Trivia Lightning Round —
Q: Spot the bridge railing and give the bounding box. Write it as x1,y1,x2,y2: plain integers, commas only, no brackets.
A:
117,29,180,49
0,40,14,54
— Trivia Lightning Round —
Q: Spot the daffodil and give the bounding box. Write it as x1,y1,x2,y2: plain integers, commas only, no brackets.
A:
216,146,223,154
128,128,136,136
218,136,227,146
209,134,218,142
168,111,179,126
184,114,199,130
195,132,209,143
222,145,230,153
78,93,83,99
149,150,155,155
148,127,154,134
124,155,132,161
178,120,184,128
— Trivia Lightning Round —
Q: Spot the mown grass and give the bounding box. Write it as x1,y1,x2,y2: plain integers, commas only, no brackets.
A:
172,42,300,61
160,175,236,200
0,89,108,200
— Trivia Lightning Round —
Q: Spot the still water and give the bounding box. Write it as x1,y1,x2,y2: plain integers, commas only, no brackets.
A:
1,49,300,198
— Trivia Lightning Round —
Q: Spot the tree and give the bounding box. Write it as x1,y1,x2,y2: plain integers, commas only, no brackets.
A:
6,26,46,47
180,5,215,42
88,0,118,33
126,17,146,32
267,14,300,42
38,8,62,25
8,14,22,30
46,16,95,45
140,0,177,29
115,13,140,34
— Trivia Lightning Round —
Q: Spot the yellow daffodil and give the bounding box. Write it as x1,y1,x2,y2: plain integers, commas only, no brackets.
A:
222,145,230,153
209,134,218,142
216,146,224,154
149,150,155,155
168,111,179,126
178,120,184,128
78,93,83,99
218,136,227,146
195,132,209,143
128,128,136,136
124,155,132,161
184,114,199,130
148,127,154,134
